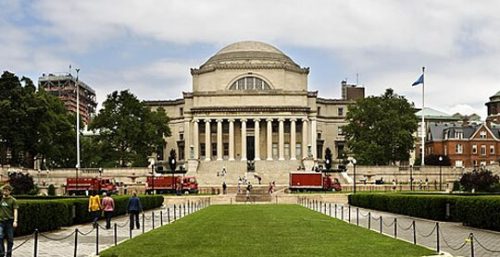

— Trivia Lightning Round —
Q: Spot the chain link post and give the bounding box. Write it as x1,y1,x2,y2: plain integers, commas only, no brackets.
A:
74,228,79,257
34,229,39,257
436,222,440,253
96,225,99,256
114,223,117,246
412,220,416,244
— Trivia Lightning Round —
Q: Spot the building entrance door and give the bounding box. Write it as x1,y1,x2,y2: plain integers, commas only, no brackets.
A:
247,136,255,160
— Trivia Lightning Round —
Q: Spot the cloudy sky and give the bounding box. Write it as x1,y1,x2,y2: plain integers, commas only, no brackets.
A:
2,0,499,119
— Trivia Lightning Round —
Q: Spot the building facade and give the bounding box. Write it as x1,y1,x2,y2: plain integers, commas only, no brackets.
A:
38,73,97,124
146,41,363,171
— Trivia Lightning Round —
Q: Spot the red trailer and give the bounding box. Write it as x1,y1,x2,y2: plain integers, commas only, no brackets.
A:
146,175,198,194
289,172,341,191
66,177,117,195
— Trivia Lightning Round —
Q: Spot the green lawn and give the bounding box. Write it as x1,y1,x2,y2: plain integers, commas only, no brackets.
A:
100,205,435,257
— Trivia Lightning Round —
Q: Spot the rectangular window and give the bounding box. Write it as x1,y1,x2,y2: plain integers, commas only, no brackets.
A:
480,131,487,139
179,132,184,141
317,107,321,115
455,144,463,154
472,145,477,154
338,107,344,116
296,143,302,159
179,107,183,116
284,143,290,159
481,145,486,156
455,131,463,139
223,143,229,157
212,143,217,157
200,143,206,158
490,145,495,155
455,160,463,168
272,143,278,159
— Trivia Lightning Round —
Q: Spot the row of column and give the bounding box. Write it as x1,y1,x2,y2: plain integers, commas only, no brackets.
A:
190,117,317,161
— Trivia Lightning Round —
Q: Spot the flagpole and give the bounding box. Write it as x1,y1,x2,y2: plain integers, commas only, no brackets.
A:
421,66,425,166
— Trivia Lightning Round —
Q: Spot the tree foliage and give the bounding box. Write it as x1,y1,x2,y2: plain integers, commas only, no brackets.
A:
8,172,37,195
343,88,418,165
324,147,332,170
0,71,76,168
460,169,500,192
89,90,170,167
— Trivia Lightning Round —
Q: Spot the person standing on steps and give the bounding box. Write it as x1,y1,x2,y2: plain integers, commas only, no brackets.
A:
222,181,227,195
246,182,253,203
101,192,115,229
127,191,142,230
0,185,18,257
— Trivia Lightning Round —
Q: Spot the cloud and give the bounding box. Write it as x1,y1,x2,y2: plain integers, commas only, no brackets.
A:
2,0,499,119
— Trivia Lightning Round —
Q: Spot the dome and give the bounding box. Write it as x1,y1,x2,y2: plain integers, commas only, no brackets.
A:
192,41,308,75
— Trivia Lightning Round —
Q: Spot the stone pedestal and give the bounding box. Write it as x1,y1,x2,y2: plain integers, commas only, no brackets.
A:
187,159,199,173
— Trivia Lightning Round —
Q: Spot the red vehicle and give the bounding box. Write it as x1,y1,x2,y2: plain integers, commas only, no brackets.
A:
66,177,117,195
146,176,198,194
289,172,341,191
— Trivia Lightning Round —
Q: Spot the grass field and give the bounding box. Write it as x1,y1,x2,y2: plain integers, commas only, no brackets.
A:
100,205,435,257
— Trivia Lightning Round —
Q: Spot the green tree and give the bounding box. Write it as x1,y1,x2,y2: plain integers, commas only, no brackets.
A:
324,148,332,170
8,172,37,195
343,88,418,165
460,169,499,192
0,71,76,168
89,90,170,167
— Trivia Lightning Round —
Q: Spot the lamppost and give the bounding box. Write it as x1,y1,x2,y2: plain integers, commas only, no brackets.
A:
75,68,81,194
410,165,413,191
352,158,357,193
151,161,155,195
438,156,443,191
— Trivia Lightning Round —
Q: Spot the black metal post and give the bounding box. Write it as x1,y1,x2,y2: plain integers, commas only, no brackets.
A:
329,203,331,216
335,204,337,218
74,228,79,257
174,205,177,220
142,212,145,234
129,224,132,239
96,225,99,256
436,222,440,252
356,208,359,226
179,203,182,218
380,216,383,233
341,206,344,220
412,220,416,245
439,163,442,191
114,223,117,246
394,218,397,238
160,211,163,226
348,205,351,223
353,163,356,193
368,212,371,229
152,211,155,229
470,233,475,257
168,207,171,223
34,229,38,257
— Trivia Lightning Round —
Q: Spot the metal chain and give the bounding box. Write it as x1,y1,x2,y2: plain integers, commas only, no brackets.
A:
382,219,395,227
77,227,95,236
359,211,370,217
474,235,500,253
116,220,130,228
397,221,414,231
416,223,437,238
440,232,468,251
371,216,381,221
39,230,76,241
12,232,35,252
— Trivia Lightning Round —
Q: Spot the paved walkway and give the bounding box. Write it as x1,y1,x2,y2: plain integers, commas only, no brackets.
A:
303,200,500,257
12,200,206,257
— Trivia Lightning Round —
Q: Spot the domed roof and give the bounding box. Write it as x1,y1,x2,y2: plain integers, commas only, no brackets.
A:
192,41,308,75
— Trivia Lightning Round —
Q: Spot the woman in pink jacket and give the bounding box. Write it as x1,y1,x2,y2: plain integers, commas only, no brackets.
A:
101,192,115,229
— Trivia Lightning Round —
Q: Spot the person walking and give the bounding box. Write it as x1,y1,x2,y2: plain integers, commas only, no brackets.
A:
127,191,142,230
0,185,18,257
222,181,227,195
88,191,101,228
101,192,115,229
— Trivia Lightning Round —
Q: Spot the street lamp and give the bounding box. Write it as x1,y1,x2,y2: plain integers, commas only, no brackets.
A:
352,158,357,193
75,68,81,194
410,165,413,191
151,161,155,195
438,156,443,191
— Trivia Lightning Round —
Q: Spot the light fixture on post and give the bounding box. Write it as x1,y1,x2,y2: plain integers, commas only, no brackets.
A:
75,68,80,194
438,156,443,191
352,158,357,193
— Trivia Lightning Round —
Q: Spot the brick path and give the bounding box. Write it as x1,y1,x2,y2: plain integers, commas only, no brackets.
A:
303,200,500,257
12,200,206,257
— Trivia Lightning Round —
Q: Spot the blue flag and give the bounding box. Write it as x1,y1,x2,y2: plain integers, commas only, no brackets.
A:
412,74,424,86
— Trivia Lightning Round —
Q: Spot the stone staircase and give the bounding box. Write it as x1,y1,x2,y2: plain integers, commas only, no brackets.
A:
235,185,273,202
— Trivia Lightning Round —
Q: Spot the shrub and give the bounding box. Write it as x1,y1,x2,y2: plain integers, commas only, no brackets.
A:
460,169,499,192
456,197,500,231
48,184,56,196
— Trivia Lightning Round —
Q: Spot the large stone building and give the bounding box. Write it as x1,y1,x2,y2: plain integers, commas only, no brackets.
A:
146,41,363,178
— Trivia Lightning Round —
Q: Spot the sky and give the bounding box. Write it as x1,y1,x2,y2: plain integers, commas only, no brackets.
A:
2,0,500,119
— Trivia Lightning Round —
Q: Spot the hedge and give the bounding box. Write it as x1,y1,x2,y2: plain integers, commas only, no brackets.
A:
348,193,500,231
16,195,164,236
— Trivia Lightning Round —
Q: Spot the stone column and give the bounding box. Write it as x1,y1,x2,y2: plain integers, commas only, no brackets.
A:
204,119,211,161
192,119,199,159
216,119,223,161
278,118,285,161
266,118,273,160
184,118,191,160
311,117,317,160
241,118,247,161
254,118,261,160
228,119,235,161
302,118,308,159
290,118,297,160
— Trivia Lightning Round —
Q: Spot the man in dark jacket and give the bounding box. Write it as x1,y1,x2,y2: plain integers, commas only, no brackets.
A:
126,191,142,230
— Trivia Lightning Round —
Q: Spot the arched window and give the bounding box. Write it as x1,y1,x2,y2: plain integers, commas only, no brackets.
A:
229,76,271,91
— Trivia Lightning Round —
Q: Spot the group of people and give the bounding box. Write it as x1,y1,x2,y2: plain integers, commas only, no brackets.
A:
88,190,143,230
